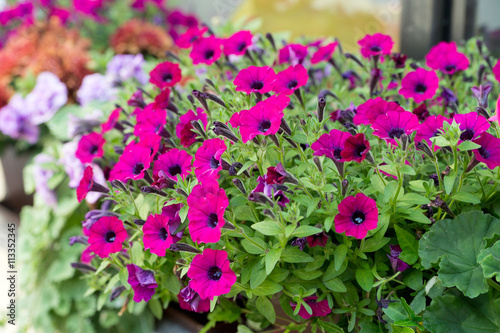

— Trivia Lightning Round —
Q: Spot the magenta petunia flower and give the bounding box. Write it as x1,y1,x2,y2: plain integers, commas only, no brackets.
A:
109,145,152,181
425,41,469,75
175,26,208,49
178,285,210,313
306,231,329,248
101,108,121,133
134,106,167,137
187,248,237,300
415,115,450,149
75,132,105,163
311,129,352,162
176,108,208,148
278,43,308,65
454,112,490,142
311,42,338,64
357,33,393,59
143,214,174,257
334,193,378,239
372,111,420,145
161,202,184,243
153,148,193,181
399,68,440,104
233,66,277,95
187,180,228,244
493,59,500,84
353,97,405,126
190,36,222,65
223,30,253,56
88,216,128,258
137,133,162,157
127,264,158,303
387,245,410,272
273,64,309,95
193,138,227,181
290,296,332,320
76,166,109,203
149,62,182,89
230,94,290,143
472,132,500,169
341,133,371,163
151,88,171,110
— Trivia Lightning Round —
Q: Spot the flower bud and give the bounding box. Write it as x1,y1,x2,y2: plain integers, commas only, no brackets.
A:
248,192,274,207
111,180,128,192
141,186,168,197
134,219,146,226
344,53,365,69
341,179,349,197
400,134,408,151
262,209,276,219
204,92,227,108
265,32,276,51
280,118,292,135
191,120,208,139
176,188,188,197
169,243,201,253
313,156,322,172
110,286,126,302
232,178,247,195
71,262,96,273
416,141,434,159
317,97,326,122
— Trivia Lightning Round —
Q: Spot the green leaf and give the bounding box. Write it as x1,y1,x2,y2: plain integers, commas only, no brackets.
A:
452,192,481,204
325,216,334,232
362,237,390,253
281,247,313,263
317,320,344,333
252,280,283,296
423,290,500,333
391,325,414,333
458,141,481,151
241,238,266,255
394,225,419,265
292,269,323,281
324,277,347,293
237,325,254,333
95,260,110,275
256,296,276,324
399,193,430,205
431,136,450,147
478,241,500,279
149,299,163,320
404,210,431,224
292,225,323,238
355,268,374,292
384,182,399,203
265,248,282,275
419,211,500,298
306,198,321,217
237,160,255,175
250,262,267,289
444,172,456,195
131,241,144,266
251,221,283,236
400,165,416,175
291,133,308,144
334,244,348,271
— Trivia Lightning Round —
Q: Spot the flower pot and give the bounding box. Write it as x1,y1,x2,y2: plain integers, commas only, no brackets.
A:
0,147,32,212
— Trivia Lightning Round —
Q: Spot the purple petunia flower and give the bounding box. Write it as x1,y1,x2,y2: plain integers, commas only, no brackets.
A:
372,111,420,145
32,154,57,207
190,36,222,65
187,180,228,244
334,193,378,239
341,133,371,163
223,30,253,56
101,108,121,133
106,54,148,85
0,94,39,144
127,264,158,303
387,245,410,272
229,94,290,143
109,145,153,181
153,148,193,181
291,237,307,250
193,138,227,181
134,106,167,137
176,108,208,148
399,68,440,104
425,41,469,75
415,115,450,149
311,42,338,64
454,112,490,142
77,73,117,106
358,33,393,59
25,72,68,125
175,26,208,49
472,132,500,169
311,129,352,162
290,296,332,320
178,285,210,313
161,202,184,243
273,64,309,95
306,231,329,248
353,97,404,126
143,214,174,257
187,248,237,300
88,216,128,258
149,61,182,89
75,132,105,163
233,66,276,95
278,44,308,65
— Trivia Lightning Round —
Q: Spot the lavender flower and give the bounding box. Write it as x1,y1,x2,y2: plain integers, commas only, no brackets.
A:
32,154,57,207
77,73,117,106
106,54,148,85
0,94,39,144
25,72,67,125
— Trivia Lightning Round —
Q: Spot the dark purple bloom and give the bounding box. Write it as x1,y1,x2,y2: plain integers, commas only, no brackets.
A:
306,231,329,248
290,296,332,320
387,245,410,272
127,264,158,303
178,285,210,313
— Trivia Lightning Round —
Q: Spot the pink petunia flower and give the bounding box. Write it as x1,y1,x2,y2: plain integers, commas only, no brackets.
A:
76,166,109,203
223,30,253,56
357,33,394,59
143,214,174,257
149,62,182,89
472,132,500,169
415,115,450,149
109,145,153,181
273,64,309,95
187,180,228,244
127,264,158,303
233,66,277,95
178,285,210,313
101,108,121,133
151,88,171,110
190,36,222,65
493,59,500,84
334,193,378,239
134,106,167,137
454,112,490,142
187,248,237,300
278,44,308,65
310,42,338,64
153,148,193,181
290,296,331,320
88,216,128,258
75,132,105,163
193,138,227,181
311,129,352,162
161,202,184,243
399,68,440,104
341,133,370,163
353,97,405,126
175,26,208,49
176,108,208,148
230,94,290,143
425,41,469,75
372,111,420,145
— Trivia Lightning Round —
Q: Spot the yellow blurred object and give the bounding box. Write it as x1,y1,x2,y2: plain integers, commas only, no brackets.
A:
233,0,401,52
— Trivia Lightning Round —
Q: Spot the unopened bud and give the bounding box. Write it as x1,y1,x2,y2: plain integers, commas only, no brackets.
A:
141,186,168,197
248,192,274,207
111,180,128,192
110,286,126,301
342,179,349,197
170,243,201,253
265,32,276,51
317,97,326,122
416,141,434,159
71,262,96,273
232,178,247,195
176,188,188,197
313,156,322,172
400,134,408,151
262,209,276,219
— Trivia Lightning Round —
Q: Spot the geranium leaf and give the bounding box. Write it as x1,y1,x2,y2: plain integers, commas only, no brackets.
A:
478,241,500,279
419,211,500,298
